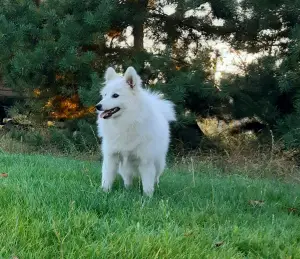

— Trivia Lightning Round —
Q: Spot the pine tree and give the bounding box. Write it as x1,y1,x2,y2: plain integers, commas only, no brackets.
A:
0,0,226,150
221,12,300,149
0,0,117,118
276,25,300,148
2,0,299,150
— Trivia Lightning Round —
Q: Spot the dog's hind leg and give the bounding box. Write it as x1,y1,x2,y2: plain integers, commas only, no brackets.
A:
155,156,166,187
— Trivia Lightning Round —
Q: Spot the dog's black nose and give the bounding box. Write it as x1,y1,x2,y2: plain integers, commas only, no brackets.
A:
95,104,102,111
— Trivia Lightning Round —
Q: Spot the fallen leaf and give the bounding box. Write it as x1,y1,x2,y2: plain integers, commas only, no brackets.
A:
184,231,193,237
215,241,224,247
249,200,265,206
0,173,8,178
287,207,298,214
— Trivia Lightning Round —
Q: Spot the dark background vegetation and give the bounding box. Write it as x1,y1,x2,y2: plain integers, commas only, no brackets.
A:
0,0,300,159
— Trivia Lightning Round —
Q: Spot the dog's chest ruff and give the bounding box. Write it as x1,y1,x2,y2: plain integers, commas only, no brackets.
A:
101,120,147,152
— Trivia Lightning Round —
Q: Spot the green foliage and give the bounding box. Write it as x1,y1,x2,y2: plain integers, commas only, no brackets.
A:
7,116,99,153
275,26,300,148
221,56,281,124
0,0,225,149
221,24,300,148
0,0,116,113
1,0,300,150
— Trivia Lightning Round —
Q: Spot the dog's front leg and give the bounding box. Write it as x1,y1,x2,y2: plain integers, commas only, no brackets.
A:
119,156,135,189
139,162,156,197
101,154,118,192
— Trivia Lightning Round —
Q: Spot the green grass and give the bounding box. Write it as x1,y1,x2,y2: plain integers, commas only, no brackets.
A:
1,153,300,259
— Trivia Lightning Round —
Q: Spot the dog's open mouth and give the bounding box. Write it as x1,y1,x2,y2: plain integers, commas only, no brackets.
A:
100,107,120,119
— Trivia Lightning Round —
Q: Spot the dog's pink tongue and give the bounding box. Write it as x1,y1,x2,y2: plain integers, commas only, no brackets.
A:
100,112,106,118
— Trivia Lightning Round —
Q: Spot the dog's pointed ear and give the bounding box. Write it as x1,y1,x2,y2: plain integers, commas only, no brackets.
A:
124,66,141,89
105,67,118,81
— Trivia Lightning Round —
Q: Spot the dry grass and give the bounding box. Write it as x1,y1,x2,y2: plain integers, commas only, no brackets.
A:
172,148,299,183
1,121,299,183
0,131,31,153
0,131,100,161
174,118,300,183
192,118,297,180
171,132,300,185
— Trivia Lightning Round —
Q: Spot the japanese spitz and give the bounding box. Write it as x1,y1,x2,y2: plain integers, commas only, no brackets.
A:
96,66,176,197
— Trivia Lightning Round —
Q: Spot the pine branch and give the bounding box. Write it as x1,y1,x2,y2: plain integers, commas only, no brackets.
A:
150,12,236,37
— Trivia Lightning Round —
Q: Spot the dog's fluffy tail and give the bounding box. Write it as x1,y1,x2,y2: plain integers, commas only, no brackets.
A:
148,91,176,122
159,99,176,122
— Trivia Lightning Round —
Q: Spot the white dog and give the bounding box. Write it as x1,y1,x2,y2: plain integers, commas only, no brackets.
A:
96,66,176,197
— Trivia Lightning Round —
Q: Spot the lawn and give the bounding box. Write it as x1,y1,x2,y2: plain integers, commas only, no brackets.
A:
1,153,300,258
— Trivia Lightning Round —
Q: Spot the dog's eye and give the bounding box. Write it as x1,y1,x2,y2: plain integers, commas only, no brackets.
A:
99,95,103,100
112,93,119,98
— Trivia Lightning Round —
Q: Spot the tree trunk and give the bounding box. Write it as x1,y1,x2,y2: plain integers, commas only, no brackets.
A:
132,0,148,52
34,0,41,7
133,23,144,52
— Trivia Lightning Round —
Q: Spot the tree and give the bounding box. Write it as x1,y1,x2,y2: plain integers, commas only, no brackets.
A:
0,0,118,117
275,25,300,148
220,22,300,148
2,0,299,151
0,0,225,150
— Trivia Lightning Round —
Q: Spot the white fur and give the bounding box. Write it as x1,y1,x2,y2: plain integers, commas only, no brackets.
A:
96,66,176,197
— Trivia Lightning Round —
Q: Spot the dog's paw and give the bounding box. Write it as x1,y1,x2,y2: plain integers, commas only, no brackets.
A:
101,184,112,193
124,183,132,189
143,189,154,198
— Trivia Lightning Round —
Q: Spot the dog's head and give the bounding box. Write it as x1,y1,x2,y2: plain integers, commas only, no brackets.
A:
95,66,142,119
